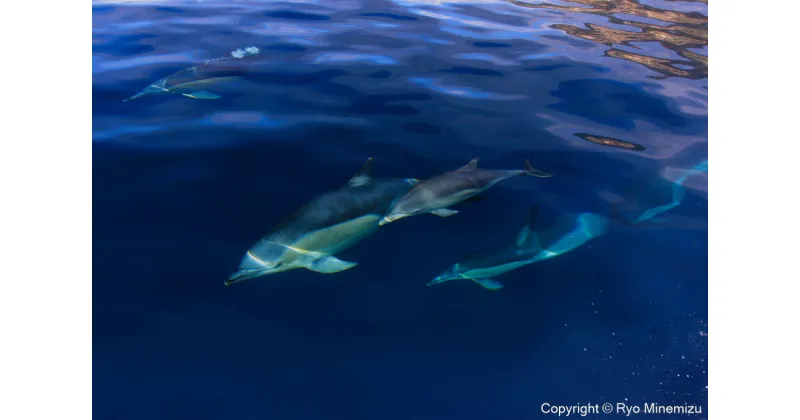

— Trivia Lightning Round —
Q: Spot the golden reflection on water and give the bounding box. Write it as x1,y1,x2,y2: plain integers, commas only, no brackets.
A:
575,132,646,150
510,0,708,79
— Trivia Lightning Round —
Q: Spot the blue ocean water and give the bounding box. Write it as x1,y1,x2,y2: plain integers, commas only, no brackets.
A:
93,0,708,419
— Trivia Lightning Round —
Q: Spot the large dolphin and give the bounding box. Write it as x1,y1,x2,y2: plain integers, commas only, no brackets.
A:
124,46,261,101
226,158,418,286
428,205,610,290
378,158,552,225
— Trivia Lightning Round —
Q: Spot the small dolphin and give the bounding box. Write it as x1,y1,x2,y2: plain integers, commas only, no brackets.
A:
124,46,261,101
226,158,418,286
378,158,552,225
428,206,609,290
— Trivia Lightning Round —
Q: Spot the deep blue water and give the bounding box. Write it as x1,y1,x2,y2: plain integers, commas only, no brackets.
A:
93,1,708,419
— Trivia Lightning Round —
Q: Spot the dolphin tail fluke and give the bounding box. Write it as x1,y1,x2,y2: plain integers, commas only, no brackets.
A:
523,158,553,178
516,204,543,249
307,256,358,273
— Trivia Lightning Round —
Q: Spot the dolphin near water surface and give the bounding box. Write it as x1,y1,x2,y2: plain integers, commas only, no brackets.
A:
428,205,610,290
124,46,261,101
379,157,552,226
226,158,418,286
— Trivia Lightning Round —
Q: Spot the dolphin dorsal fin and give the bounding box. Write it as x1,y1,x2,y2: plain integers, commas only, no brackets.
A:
457,158,479,171
516,204,542,249
346,157,375,187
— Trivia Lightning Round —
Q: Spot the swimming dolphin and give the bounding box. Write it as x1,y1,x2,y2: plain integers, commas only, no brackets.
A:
226,158,418,286
607,159,708,227
124,46,261,101
632,160,708,224
428,206,610,290
378,158,552,226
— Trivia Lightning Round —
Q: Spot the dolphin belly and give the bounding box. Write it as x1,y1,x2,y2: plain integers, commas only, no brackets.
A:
287,214,381,257
462,260,533,279
171,76,244,92
436,187,483,208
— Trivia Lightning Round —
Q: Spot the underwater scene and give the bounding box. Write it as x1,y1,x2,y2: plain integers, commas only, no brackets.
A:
93,0,708,418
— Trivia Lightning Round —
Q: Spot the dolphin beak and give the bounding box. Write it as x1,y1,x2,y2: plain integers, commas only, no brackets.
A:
379,214,405,226
123,92,147,102
225,269,269,286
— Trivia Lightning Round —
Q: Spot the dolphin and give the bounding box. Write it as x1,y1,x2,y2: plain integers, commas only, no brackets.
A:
632,159,708,224
428,205,610,290
607,159,708,227
378,158,552,226
124,46,261,101
226,158,418,286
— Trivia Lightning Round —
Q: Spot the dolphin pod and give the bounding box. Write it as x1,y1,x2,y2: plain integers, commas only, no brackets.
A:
429,159,708,290
227,157,553,285
228,156,706,288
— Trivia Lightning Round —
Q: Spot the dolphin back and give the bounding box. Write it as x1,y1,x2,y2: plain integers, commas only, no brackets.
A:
268,178,415,243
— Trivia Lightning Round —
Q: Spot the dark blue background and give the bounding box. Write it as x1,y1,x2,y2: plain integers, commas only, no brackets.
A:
93,1,708,418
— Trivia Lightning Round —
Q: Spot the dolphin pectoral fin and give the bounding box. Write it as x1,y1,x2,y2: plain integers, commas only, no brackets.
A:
307,256,358,273
472,278,504,290
183,91,222,99
432,208,459,217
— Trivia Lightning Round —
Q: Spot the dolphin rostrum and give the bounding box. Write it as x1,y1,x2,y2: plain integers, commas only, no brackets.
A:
428,205,610,290
124,46,261,101
226,158,418,286
378,158,552,225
